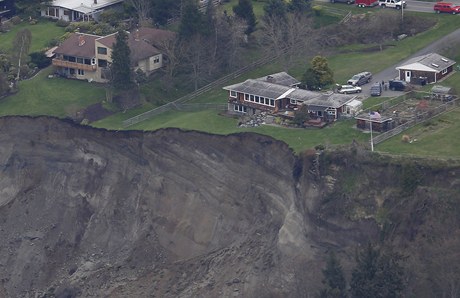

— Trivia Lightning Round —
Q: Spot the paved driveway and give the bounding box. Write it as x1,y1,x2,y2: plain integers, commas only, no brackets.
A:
349,27,460,100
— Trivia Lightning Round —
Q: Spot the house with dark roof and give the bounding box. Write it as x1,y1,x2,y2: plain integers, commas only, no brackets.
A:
223,72,357,122
41,0,124,22
396,53,456,84
52,28,174,83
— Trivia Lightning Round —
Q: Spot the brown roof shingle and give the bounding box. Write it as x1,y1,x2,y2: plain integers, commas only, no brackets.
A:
54,33,100,58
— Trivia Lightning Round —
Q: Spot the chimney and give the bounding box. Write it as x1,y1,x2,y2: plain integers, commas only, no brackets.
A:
94,0,97,4
266,75,275,83
78,35,85,47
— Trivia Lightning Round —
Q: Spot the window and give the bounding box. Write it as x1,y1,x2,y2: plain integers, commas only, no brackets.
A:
255,96,259,103
233,105,247,113
230,91,237,98
97,47,107,55
442,68,448,75
77,69,84,75
76,57,83,64
69,68,75,75
245,94,249,101
265,98,269,105
153,56,160,63
250,95,254,102
68,56,76,62
84,58,91,65
270,99,275,106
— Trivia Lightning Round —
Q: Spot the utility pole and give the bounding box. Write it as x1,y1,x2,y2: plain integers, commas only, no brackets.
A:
369,114,374,152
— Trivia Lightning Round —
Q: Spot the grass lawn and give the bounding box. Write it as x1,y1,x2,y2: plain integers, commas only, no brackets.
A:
93,109,370,153
0,19,66,53
91,11,460,155
376,108,460,158
0,67,105,117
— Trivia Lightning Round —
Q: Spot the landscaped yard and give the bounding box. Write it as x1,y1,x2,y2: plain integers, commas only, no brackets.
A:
0,19,66,53
0,67,105,117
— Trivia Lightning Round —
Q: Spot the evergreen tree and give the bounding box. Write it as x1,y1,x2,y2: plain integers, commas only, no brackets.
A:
311,56,334,87
179,1,204,39
350,243,405,298
151,0,180,26
289,0,311,13
302,67,320,90
319,252,347,298
263,0,287,21
233,0,257,36
110,30,132,90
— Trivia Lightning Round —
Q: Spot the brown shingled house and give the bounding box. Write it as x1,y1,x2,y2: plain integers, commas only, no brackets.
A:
52,28,175,83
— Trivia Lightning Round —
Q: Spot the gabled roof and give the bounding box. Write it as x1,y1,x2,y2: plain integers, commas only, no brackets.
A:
255,72,300,87
54,33,100,58
137,27,176,47
50,0,124,14
396,53,456,72
305,92,355,109
96,31,161,64
223,75,356,108
223,79,292,99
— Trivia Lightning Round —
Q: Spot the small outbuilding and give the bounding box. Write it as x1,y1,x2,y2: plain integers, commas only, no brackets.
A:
396,53,456,84
343,99,363,117
431,85,456,101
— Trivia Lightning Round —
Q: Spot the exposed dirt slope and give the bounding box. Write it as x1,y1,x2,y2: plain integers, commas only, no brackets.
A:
0,117,458,298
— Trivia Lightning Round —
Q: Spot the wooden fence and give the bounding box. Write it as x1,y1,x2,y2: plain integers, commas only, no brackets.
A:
122,49,287,127
372,98,459,145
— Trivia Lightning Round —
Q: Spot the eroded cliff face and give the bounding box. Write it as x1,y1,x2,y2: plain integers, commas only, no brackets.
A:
0,117,458,298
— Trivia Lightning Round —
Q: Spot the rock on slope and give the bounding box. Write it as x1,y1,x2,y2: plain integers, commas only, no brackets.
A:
0,117,459,298
0,117,318,297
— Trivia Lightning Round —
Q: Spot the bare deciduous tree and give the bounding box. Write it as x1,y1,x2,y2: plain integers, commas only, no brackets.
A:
260,13,314,70
128,0,152,25
12,29,32,81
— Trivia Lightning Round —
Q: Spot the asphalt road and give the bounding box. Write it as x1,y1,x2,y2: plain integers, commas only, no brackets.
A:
354,26,460,98
325,0,440,13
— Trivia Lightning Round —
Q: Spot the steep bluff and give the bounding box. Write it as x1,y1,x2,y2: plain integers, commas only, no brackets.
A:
0,117,458,297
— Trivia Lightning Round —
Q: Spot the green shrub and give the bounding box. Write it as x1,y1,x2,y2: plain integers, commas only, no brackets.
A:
56,19,70,27
312,6,322,16
11,16,22,25
29,52,51,69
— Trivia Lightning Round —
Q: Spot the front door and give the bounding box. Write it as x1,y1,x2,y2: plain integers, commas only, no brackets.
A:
405,70,411,82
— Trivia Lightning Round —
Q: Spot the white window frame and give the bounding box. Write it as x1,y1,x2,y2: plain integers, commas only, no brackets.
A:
230,90,237,98
77,69,84,75
442,68,448,75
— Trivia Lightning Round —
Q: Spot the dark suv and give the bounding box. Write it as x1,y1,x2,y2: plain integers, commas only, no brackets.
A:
389,80,407,91
347,71,372,86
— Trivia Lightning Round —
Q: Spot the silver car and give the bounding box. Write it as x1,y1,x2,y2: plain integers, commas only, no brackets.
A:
338,84,362,94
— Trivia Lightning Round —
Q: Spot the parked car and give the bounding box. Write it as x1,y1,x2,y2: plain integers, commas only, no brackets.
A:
356,0,379,7
347,72,372,86
433,2,460,14
379,0,406,9
388,80,407,91
331,0,355,4
370,82,383,96
338,85,362,94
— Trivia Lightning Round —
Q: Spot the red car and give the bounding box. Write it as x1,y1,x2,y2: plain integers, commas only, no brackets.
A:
434,2,460,14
